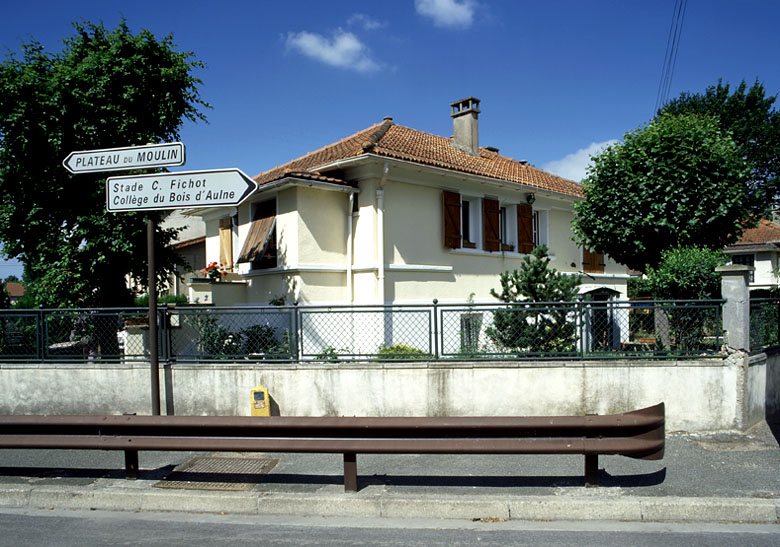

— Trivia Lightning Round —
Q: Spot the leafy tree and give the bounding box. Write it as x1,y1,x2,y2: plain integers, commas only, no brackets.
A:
645,246,727,300
0,20,209,308
487,246,581,355
645,246,727,352
573,113,753,272
659,79,779,210
0,283,10,309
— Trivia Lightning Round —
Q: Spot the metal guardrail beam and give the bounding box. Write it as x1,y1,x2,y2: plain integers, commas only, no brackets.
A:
0,403,664,491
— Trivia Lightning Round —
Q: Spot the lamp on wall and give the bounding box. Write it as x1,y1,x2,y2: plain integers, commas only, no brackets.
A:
526,193,536,205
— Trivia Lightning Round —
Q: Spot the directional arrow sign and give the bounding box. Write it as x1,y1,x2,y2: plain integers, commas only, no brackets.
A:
106,169,258,212
64,142,185,174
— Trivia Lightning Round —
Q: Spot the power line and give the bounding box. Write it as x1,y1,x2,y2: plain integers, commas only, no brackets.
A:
654,0,688,114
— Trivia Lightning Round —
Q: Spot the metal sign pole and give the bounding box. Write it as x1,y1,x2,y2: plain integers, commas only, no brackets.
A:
147,218,161,415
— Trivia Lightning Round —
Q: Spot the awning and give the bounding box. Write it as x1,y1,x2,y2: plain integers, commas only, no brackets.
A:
237,216,276,263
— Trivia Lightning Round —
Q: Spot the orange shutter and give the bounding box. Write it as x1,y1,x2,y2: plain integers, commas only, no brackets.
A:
517,204,534,254
442,190,461,249
482,198,500,252
219,217,233,266
583,249,605,273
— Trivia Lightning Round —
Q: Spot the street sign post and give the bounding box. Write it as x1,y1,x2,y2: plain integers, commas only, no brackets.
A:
63,142,185,174
63,142,257,416
106,168,258,212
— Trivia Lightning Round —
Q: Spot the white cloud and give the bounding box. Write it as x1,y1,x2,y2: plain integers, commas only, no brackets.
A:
542,140,618,182
285,30,379,73
415,0,477,29
347,13,385,30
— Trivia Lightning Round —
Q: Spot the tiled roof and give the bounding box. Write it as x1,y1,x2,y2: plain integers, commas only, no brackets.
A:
733,219,780,245
5,281,24,298
253,119,583,197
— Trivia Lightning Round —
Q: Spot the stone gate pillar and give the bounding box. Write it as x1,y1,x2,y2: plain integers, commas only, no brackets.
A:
716,264,753,352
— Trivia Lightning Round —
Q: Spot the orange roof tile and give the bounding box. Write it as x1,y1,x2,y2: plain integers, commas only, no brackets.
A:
735,219,780,245
4,281,24,298
253,119,583,197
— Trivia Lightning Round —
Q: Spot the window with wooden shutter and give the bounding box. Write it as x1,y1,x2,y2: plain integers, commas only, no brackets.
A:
583,249,605,273
442,190,461,249
219,217,233,266
517,203,534,254
238,199,277,269
482,198,500,252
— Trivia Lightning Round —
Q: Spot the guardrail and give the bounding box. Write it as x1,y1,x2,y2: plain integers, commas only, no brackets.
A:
0,300,724,362
0,403,665,491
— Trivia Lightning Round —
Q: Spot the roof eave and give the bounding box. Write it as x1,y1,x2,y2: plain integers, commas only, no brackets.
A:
312,154,583,200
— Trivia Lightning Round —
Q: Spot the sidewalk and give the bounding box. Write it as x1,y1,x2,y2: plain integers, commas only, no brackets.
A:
0,421,778,524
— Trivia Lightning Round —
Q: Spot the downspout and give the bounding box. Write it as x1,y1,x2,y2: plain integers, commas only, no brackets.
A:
377,162,390,304
347,192,354,303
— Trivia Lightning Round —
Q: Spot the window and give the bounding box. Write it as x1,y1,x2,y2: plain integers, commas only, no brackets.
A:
498,205,516,251
442,191,533,254
218,217,233,267
237,199,277,269
732,254,755,282
583,248,605,274
532,210,549,248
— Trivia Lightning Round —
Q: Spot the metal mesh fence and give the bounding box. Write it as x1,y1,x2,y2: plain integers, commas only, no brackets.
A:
0,300,726,363
439,300,723,359
171,307,295,362
750,298,780,351
299,306,432,360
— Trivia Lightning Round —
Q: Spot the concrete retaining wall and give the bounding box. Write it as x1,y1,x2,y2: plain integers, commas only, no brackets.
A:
763,347,780,419
1,355,772,432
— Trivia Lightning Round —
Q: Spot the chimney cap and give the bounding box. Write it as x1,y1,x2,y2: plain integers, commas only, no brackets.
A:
450,97,480,118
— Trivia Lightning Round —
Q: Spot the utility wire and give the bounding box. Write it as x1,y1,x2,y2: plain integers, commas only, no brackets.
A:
654,0,688,114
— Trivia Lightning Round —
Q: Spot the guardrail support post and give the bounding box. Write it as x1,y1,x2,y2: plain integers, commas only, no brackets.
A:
343,452,358,492
124,450,139,480
584,454,598,486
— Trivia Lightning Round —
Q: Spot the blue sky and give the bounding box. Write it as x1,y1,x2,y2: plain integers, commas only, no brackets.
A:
2,0,779,279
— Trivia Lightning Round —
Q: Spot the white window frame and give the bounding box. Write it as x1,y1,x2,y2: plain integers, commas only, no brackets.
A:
461,196,481,249
533,209,549,248
499,204,517,250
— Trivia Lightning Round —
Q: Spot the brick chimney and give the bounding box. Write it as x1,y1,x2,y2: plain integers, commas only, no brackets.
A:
450,97,480,155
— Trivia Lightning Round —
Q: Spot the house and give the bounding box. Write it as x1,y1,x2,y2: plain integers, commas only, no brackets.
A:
162,210,206,298
189,98,628,307
4,282,24,306
724,219,780,291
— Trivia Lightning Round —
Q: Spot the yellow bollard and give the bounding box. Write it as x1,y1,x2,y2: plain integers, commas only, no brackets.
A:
251,385,270,416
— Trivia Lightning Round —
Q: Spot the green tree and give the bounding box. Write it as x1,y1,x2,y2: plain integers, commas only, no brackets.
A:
0,283,10,309
659,79,779,210
646,246,727,300
573,113,753,272
645,246,727,352
487,246,581,355
0,20,209,307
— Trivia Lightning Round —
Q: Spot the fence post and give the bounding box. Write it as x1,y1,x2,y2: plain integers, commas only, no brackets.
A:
432,299,439,359
37,307,45,361
292,302,300,361
716,264,753,352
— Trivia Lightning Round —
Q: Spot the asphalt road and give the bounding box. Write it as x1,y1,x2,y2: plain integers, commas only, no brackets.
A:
1,508,779,547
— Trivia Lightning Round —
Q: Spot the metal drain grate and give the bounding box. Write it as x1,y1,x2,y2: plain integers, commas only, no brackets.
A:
154,456,279,491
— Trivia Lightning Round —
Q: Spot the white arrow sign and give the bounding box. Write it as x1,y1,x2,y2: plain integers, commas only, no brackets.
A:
63,142,185,174
106,169,258,212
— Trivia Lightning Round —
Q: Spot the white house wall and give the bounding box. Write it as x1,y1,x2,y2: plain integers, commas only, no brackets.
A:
197,159,628,306
754,251,779,288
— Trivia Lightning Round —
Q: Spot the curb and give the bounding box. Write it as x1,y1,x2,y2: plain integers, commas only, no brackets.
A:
0,484,778,524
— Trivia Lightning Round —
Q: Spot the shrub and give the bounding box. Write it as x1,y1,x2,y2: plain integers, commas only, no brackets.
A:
377,343,429,360
487,245,581,355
